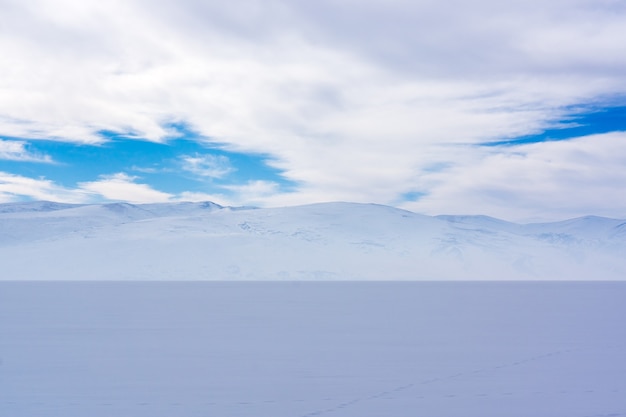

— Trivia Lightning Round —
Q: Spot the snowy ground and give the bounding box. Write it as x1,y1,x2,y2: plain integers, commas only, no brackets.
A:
1,281,625,417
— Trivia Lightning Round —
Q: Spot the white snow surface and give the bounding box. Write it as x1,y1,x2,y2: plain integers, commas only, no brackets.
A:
1,281,625,417
1,201,625,280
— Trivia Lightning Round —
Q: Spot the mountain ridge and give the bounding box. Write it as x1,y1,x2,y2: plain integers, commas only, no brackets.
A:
2,199,622,223
1,201,624,281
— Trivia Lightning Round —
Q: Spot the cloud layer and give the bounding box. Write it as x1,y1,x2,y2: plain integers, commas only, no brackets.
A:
1,0,626,220
406,132,626,221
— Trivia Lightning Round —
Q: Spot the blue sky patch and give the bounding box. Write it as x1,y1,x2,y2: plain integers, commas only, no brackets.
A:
399,191,427,203
1,124,295,197
482,105,626,147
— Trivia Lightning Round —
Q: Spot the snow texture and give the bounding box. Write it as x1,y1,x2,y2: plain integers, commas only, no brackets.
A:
1,201,625,280
1,281,625,417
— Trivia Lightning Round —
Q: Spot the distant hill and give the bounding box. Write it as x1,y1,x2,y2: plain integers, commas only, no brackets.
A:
1,201,624,280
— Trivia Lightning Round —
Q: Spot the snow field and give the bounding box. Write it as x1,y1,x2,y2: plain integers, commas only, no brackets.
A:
1,281,625,417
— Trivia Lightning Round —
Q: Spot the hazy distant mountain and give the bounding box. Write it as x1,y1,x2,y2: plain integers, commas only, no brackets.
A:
1,201,624,280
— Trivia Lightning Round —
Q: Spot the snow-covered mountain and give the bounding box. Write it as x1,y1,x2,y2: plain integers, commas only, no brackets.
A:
1,201,624,280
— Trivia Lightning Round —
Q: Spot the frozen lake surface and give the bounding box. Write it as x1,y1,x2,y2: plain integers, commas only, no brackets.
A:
1,281,625,417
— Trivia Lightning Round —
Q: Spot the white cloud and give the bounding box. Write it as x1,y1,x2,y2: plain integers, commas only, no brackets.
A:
0,172,88,203
403,132,626,221
221,180,282,206
181,154,233,179
0,171,235,206
130,166,160,174
1,1,626,218
78,173,173,203
0,139,52,162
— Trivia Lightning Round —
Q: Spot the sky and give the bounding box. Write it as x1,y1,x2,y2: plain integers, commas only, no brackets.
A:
1,0,626,221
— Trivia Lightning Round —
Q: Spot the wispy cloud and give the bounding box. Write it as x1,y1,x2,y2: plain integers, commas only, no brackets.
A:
130,165,161,174
403,132,626,221
78,173,173,204
0,172,86,203
181,154,234,179
0,140,52,163
222,180,281,206
0,171,229,206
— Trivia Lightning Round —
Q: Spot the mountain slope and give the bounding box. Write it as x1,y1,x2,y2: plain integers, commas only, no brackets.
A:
0,201,624,280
